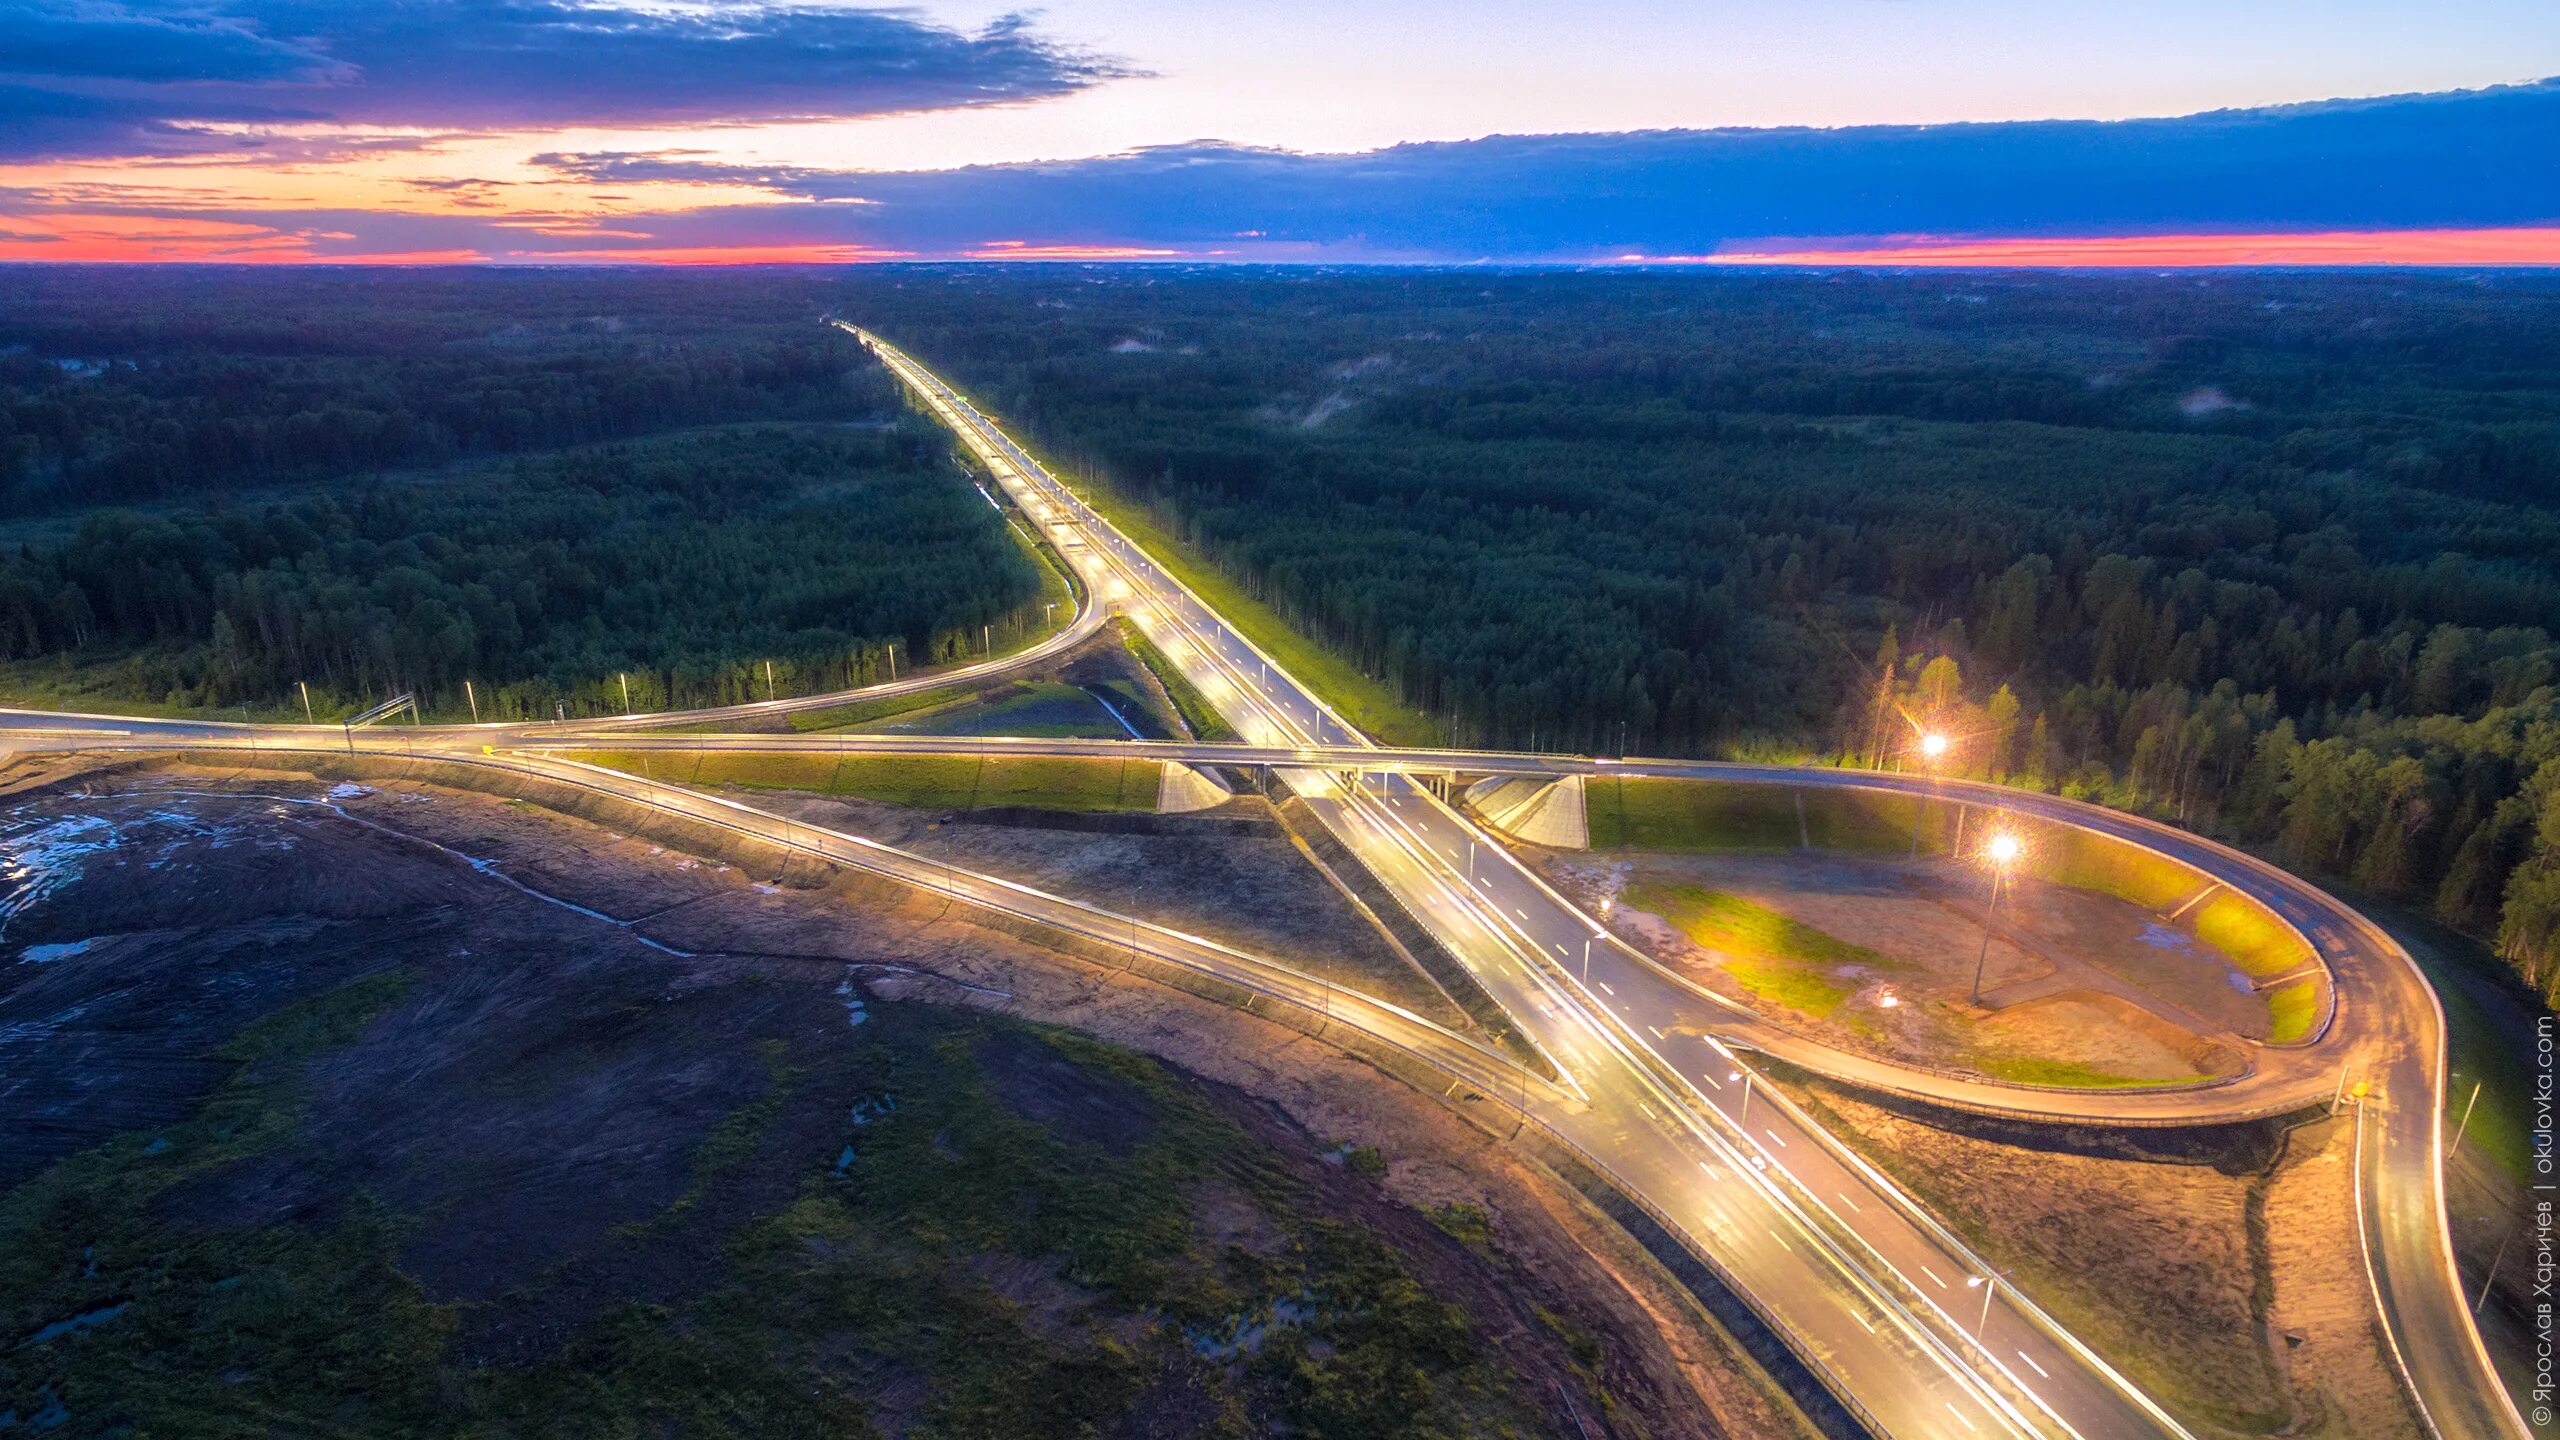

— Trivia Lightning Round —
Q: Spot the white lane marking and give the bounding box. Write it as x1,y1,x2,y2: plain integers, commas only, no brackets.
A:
1836,1191,1863,1214
1946,1402,1977,1431
1764,1128,1787,1147
1920,1265,1947,1289
1698,1071,1722,1089
2016,1350,2050,1379
1597,981,1616,996
1769,1229,1792,1253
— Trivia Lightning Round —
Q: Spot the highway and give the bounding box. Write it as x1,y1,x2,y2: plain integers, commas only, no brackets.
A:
0,324,2519,1440
834,327,2194,1439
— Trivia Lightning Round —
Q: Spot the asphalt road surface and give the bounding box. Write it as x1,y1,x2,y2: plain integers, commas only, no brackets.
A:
0,325,2517,1440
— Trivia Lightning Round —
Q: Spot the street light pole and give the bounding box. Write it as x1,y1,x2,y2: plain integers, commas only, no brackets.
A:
1969,868,2007,1005
1970,830,2022,1005
2451,1079,2484,1153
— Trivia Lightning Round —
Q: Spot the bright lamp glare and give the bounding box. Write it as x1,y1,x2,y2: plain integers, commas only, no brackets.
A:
1985,832,2023,866
1919,731,1950,759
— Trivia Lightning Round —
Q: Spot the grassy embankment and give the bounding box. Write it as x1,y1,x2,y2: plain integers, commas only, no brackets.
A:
1054,471,1443,748
1111,618,1239,743
1592,776,2323,1045
1622,880,1903,1020
573,749,1160,815
777,684,976,733
2032,823,2322,1044
1586,776,1916,853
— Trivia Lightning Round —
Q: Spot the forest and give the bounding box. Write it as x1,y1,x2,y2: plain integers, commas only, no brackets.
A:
2,263,2554,996
0,269,1047,720
826,267,2560,997
0,266,863,513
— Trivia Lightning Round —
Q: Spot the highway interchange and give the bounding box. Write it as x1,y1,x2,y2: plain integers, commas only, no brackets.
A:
0,326,2524,1440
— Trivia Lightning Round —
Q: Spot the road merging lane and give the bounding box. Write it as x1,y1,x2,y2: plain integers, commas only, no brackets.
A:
0,326,2515,1440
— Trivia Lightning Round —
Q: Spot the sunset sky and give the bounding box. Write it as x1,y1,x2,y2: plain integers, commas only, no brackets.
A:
0,1,2554,265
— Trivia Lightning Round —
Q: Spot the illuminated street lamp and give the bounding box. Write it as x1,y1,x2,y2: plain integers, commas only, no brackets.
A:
1969,830,2023,1004
1912,729,1951,859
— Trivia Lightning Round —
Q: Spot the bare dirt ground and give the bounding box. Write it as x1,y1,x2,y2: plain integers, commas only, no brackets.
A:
1778,1071,2423,1440
1538,849,2251,1084
1,757,1806,1440
742,786,1463,1025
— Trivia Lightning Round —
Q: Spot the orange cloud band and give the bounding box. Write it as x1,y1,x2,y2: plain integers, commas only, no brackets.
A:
1649,227,2560,267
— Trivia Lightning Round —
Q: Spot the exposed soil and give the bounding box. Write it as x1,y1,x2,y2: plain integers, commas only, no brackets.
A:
1,758,1804,1440
1539,848,2251,1084
740,786,1461,1026
1778,1072,2421,1440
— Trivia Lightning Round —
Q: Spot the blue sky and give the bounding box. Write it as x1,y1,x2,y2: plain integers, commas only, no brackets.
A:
0,0,2551,263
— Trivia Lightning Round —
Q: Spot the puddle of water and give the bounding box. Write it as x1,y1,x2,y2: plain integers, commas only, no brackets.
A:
0,1384,70,1430
0,814,120,942
19,1300,127,1347
835,970,870,1027
16,939,94,965
2135,922,2194,955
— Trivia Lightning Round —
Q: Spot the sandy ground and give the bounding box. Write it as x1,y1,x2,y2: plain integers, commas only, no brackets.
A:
1780,1074,2422,1440
0,759,1808,1440
1539,849,2250,1084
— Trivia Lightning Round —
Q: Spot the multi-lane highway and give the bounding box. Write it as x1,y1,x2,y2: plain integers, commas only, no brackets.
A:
0,325,2519,1440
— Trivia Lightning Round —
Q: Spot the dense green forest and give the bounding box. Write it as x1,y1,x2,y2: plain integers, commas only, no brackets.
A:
0,269,1048,719
829,268,2560,996
0,424,1047,720
0,267,862,513
3,264,2555,995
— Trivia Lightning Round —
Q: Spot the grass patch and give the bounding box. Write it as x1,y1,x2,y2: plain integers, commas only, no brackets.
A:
570,749,1158,814
884,680,1129,740
2188,892,2310,980
2263,976,2325,1045
1965,1055,2162,1089
2031,824,2197,911
1586,777,1917,854
1625,880,1897,1019
1074,490,1443,747
2023,819,2311,981
783,683,973,733
1114,618,1239,743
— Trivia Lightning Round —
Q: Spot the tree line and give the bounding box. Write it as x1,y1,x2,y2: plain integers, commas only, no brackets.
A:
0,423,1047,721
0,266,872,513
830,266,2560,997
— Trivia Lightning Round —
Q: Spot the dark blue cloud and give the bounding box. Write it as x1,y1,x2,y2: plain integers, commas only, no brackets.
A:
537,79,2560,258
0,2,1127,159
